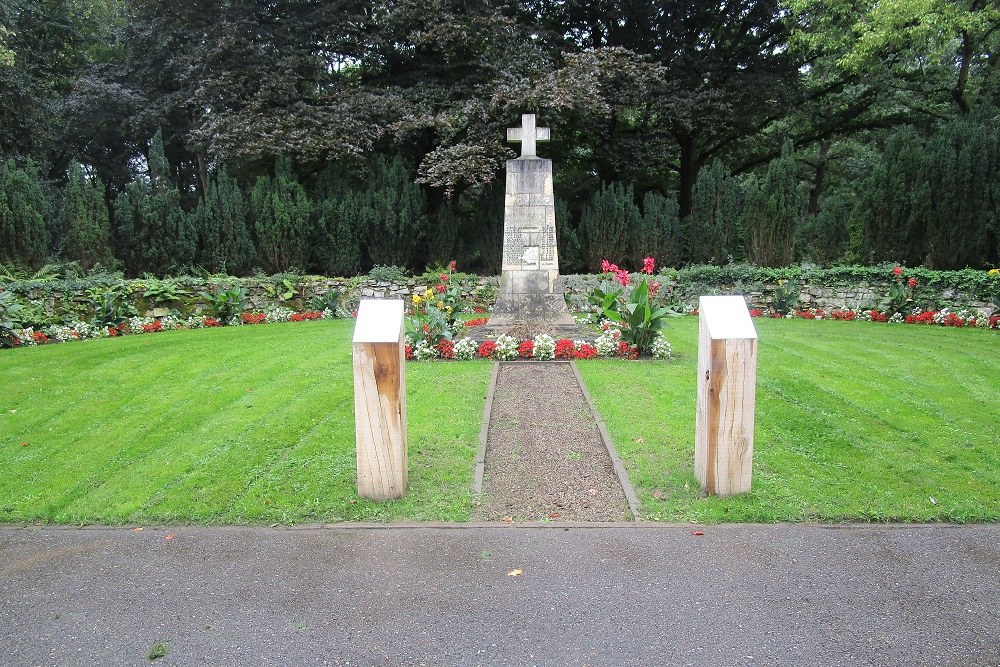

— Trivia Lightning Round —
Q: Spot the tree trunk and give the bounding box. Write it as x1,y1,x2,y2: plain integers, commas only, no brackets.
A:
197,152,209,203
952,31,973,114
807,140,831,216
678,134,698,219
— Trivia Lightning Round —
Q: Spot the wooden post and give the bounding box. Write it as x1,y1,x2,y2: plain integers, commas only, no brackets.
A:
353,299,407,500
695,295,758,496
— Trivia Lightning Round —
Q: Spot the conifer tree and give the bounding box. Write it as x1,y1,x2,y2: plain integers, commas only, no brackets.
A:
0,158,50,269
471,182,504,275
313,190,362,277
687,160,745,265
360,154,428,268
636,191,682,269
580,181,638,269
114,130,196,275
194,165,255,275
59,163,113,270
745,141,801,267
427,198,461,267
250,156,312,273
556,197,584,274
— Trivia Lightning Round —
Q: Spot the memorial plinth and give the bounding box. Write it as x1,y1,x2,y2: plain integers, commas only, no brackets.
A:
478,114,584,340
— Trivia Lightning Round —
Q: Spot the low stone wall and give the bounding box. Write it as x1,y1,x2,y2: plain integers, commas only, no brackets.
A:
4,271,995,324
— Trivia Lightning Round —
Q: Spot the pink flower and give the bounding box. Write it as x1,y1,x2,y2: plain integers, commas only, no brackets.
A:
649,280,660,298
642,257,655,275
601,260,612,273
616,269,630,287
892,266,903,276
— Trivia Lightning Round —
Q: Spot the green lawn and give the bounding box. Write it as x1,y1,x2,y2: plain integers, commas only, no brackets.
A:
578,317,1000,523
2,316,997,525
0,320,491,524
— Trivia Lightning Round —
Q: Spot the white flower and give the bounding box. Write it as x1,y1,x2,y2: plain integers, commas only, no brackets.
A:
532,334,555,360
494,335,518,361
454,337,479,360
651,333,672,360
413,339,438,361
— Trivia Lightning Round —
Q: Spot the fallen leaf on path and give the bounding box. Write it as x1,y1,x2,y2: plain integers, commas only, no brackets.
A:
348,498,357,504
133,527,144,532
692,531,705,536
587,488,598,496
507,569,524,577
548,513,560,519
501,516,514,523
19,442,29,447
634,437,645,443
164,534,175,541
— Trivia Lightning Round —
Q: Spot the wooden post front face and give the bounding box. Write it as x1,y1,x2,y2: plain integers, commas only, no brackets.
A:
695,296,758,496
353,300,407,500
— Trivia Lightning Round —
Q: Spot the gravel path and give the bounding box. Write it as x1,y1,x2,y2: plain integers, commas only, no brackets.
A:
475,362,632,522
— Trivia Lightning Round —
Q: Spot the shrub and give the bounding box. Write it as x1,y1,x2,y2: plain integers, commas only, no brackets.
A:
580,181,638,270
199,285,248,324
194,165,256,275
687,159,745,265
745,141,801,267
251,157,313,273
0,158,50,270
59,163,113,270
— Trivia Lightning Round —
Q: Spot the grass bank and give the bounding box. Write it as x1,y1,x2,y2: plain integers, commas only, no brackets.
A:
578,317,1000,522
0,320,491,524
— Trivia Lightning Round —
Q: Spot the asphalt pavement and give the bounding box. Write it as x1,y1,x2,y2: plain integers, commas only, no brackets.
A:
1,523,997,667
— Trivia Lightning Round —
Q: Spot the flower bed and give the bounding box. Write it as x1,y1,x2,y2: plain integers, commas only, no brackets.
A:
5,308,335,349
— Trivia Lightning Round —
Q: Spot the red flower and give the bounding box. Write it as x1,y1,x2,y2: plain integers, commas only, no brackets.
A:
642,256,655,275
868,310,888,323
517,340,535,358
649,280,661,298
242,313,267,325
448,260,457,271
436,339,455,359
601,259,613,273
473,306,486,314
107,327,119,337
477,341,497,358
141,321,163,333
892,266,903,276
617,341,638,359
31,331,49,343
554,339,576,359
435,283,446,294
405,344,414,360
749,308,762,317
575,343,598,359
908,277,917,288
616,269,630,287
204,317,222,327
465,317,488,327
440,273,448,282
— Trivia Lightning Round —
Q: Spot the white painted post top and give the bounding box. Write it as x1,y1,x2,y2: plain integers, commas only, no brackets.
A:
507,113,551,158
699,295,758,340
353,299,404,343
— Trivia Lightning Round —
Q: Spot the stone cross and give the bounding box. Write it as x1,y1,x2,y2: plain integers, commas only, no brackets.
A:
506,113,550,158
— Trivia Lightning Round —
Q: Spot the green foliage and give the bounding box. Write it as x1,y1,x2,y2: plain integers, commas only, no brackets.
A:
194,165,256,275
141,276,188,306
798,192,853,265
90,290,135,327
114,131,196,276
0,158,50,270
555,198,584,274
770,279,800,316
471,183,504,275
250,157,312,273
687,160,745,265
59,163,112,270
314,190,362,277
746,141,801,267
615,278,675,354
0,289,26,347
308,288,342,314
850,111,999,269
359,155,428,268
637,191,682,269
406,272,462,345
581,182,639,270
427,199,461,267
198,285,248,324
367,265,408,282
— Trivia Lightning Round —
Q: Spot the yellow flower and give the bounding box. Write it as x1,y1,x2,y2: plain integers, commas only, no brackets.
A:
989,268,1000,277
412,294,422,304
424,289,433,300
437,301,445,309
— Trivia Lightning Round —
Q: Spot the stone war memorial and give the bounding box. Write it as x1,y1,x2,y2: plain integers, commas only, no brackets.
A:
478,113,585,341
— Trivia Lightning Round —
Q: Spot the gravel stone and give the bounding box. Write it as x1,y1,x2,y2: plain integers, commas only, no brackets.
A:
475,362,632,522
